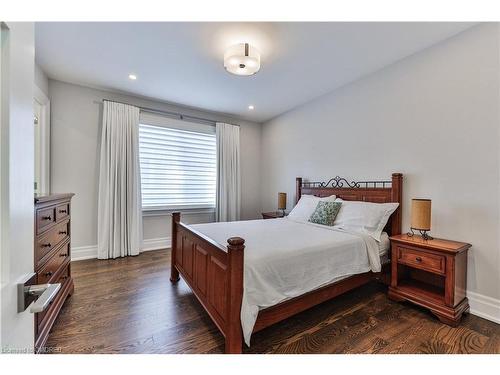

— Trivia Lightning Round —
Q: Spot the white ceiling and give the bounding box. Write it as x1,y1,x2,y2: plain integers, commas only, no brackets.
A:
35,22,476,123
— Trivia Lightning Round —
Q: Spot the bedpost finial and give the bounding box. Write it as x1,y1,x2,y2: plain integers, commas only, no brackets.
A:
392,173,403,178
172,212,181,222
227,237,245,247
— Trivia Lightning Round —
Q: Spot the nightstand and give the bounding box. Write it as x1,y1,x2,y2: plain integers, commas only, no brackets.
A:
388,234,471,326
262,211,286,219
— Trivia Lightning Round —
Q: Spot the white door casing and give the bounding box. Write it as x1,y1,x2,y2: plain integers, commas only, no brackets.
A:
0,22,35,353
33,85,50,195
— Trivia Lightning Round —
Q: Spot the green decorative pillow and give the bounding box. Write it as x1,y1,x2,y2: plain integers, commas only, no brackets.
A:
308,201,342,226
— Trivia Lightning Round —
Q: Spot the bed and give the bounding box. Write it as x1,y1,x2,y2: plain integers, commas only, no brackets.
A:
169,173,403,353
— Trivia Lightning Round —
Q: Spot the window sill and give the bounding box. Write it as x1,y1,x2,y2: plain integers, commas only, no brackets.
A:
142,208,216,217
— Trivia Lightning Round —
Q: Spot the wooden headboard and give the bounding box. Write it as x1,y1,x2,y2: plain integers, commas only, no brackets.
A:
296,173,403,236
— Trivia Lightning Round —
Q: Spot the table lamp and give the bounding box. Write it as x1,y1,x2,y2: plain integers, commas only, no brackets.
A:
278,192,287,216
407,198,433,240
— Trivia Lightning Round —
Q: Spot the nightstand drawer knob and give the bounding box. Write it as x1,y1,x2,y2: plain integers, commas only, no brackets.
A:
415,256,422,262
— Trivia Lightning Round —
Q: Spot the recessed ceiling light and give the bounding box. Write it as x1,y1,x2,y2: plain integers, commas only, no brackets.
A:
248,105,255,110
128,74,137,80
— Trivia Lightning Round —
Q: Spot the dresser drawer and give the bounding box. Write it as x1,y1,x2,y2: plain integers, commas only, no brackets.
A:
36,264,70,328
35,220,70,268
37,241,71,285
36,206,57,234
55,203,70,222
397,245,446,275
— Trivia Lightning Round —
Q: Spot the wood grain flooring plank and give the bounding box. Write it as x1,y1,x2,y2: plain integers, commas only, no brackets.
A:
45,249,500,354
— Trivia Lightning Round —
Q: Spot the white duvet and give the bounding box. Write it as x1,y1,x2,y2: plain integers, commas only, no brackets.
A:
190,217,383,346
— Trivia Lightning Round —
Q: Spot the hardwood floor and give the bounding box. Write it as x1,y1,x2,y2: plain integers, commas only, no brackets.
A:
46,249,500,354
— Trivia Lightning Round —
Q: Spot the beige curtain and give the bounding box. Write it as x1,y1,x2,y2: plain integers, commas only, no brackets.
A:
215,122,241,222
97,101,142,259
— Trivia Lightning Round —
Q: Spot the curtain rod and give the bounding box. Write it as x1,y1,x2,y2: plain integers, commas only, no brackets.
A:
100,99,222,126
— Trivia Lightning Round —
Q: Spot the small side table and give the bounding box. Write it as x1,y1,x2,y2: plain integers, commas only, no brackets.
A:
262,211,286,219
388,234,471,326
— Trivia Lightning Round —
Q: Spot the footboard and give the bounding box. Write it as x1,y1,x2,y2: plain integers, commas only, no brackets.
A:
170,212,244,354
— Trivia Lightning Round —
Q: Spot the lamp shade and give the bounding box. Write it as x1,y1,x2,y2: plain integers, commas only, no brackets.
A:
224,43,261,76
410,199,431,231
278,192,287,211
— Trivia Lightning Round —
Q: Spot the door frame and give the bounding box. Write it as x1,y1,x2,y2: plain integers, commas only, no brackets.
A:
0,21,35,353
34,85,50,195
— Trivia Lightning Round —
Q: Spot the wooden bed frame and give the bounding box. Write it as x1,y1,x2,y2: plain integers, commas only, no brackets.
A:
170,173,403,353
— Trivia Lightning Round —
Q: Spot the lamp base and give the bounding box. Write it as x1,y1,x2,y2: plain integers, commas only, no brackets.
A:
407,228,433,241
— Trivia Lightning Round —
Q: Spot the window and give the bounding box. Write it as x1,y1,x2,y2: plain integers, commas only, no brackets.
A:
138,113,217,211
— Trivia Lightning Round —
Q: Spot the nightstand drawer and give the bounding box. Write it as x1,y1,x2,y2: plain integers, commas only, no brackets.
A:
397,245,446,275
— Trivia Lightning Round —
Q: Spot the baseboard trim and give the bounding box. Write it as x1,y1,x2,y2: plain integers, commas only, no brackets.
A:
71,237,171,261
468,290,500,324
71,245,98,261
141,237,172,252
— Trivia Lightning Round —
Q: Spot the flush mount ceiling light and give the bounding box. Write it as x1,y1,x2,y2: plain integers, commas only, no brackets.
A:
248,105,254,110
128,74,137,80
224,43,260,76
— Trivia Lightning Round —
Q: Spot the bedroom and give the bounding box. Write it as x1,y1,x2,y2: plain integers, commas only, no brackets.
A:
1,0,499,371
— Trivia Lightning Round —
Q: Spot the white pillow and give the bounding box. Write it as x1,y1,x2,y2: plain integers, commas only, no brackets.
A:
333,199,399,242
287,194,336,223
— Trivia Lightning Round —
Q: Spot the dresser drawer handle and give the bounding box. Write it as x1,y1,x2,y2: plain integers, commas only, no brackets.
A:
41,215,52,221
59,231,67,235
59,253,68,257
44,271,53,277
59,209,67,214
60,275,68,281
415,256,422,262
41,243,52,248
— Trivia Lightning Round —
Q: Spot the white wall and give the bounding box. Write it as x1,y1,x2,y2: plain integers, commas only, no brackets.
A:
48,80,262,253
261,24,500,317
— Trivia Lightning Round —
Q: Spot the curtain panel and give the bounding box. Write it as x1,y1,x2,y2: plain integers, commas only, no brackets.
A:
97,101,142,259
216,122,241,222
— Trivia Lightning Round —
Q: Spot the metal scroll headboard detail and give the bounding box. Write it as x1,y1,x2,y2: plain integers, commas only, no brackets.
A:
302,176,392,189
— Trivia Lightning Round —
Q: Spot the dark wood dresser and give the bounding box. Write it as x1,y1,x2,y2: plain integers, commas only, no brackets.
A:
34,193,75,351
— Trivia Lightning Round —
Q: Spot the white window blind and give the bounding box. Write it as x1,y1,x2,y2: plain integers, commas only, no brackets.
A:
139,114,217,210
